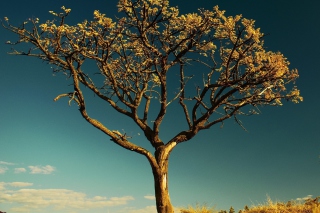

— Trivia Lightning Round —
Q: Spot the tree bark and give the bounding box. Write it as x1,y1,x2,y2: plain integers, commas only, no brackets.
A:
152,164,174,213
152,145,175,213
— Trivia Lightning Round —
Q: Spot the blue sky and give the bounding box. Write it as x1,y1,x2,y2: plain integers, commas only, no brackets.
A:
0,1,319,213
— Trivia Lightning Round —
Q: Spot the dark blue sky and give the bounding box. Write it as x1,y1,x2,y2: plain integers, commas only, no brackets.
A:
0,1,319,213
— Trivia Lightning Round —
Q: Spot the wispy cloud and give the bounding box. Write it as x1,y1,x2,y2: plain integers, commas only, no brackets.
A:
0,166,8,174
0,182,134,212
0,182,6,190
144,195,155,200
0,161,15,165
0,162,55,174
7,182,33,187
296,195,313,201
0,161,15,174
28,165,55,174
0,182,33,190
14,167,27,173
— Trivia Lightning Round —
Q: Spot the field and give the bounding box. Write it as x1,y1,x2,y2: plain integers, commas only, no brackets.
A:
179,196,320,213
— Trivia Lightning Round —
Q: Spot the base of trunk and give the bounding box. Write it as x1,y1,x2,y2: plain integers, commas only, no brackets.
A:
154,170,174,213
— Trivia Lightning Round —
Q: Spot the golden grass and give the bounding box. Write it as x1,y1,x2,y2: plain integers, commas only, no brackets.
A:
179,203,218,213
179,196,320,213
241,196,320,213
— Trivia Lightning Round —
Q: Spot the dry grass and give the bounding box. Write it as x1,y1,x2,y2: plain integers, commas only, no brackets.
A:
179,196,320,213
241,196,320,213
179,203,218,213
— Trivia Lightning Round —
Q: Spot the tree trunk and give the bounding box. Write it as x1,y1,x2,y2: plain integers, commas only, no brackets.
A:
152,146,175,213
153,164,174,213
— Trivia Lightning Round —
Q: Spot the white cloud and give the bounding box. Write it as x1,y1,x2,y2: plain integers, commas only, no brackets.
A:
93,196,108,201
0,161,15,165
0,182,6,190
0,166,8,174
0,182,134,212
296,195,313,201
7,182,33,187
0,182,33,191
0,161,16,174
28,165,55,174
14,167,27,173
144,195,155,200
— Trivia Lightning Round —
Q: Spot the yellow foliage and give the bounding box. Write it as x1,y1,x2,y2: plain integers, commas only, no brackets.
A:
3,0,302,118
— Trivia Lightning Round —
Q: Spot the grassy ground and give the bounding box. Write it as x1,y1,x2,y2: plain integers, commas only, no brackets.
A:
179,196,320,213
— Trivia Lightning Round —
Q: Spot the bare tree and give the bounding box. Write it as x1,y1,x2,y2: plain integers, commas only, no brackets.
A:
2,0,302,212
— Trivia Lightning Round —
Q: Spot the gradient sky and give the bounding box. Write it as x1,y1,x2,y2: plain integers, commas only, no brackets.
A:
1,1,319,213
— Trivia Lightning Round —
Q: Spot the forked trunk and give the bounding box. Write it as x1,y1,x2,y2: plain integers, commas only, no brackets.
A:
153,165,174,213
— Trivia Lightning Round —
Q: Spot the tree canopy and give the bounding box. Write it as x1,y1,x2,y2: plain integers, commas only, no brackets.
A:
2,1,302,148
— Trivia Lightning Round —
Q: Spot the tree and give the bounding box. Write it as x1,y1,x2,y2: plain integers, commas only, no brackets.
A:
2,0,302,212
229,206,235,213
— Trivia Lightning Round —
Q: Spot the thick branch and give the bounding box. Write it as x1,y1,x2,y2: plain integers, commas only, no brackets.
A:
65,56,159,168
